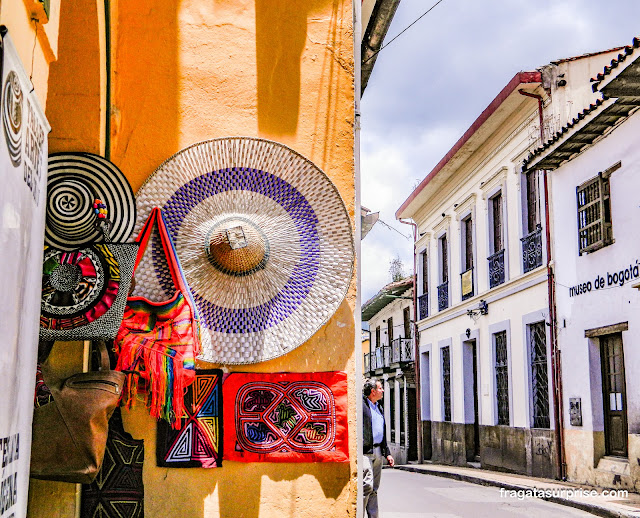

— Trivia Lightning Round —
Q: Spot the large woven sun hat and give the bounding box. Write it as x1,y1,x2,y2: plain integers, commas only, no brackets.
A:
46,153,136,250
133,137,355,364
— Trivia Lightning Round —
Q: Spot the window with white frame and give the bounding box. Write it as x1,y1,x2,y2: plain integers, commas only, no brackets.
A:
494,330,509,425
461,215,474,300
442,346,451,422
490,192,504,254
438,234,449,311
529,321,550,428
488,192,506,288
418,251,429,319
521,170,543,273
389,382,396,442
526,171,539,232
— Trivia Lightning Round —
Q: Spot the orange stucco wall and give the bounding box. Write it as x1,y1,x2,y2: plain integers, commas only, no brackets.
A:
23,0,357,517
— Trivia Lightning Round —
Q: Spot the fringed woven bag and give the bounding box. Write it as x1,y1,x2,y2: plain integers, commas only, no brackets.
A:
115,208,201,428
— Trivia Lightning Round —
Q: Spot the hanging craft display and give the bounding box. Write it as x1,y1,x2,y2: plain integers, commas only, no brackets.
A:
46,153,136,250
133,137,355,364
223,371,348,463
81,409,144,518
156,369,223,468
115,208,201,428
39,204,138,341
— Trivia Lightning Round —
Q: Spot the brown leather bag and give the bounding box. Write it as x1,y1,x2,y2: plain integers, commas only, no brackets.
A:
30,340,125,483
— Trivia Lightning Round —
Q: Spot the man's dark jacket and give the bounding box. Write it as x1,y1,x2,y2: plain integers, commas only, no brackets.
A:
362,396,391,456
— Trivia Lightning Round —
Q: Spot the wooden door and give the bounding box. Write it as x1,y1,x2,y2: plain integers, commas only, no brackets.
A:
601,333,628,457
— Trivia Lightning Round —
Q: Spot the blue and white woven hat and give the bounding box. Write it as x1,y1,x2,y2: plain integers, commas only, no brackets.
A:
133,138,355,364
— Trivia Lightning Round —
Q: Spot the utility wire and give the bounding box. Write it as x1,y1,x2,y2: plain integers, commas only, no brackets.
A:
363,0,446,64
377,218,411,240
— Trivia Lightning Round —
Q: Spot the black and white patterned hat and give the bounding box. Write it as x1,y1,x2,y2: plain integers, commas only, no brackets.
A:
46,153,136,249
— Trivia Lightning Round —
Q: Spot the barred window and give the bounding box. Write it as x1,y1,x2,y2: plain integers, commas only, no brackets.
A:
491,192,503,254
403,306,411,338
463,216,474,270
494,331,509,425
530,322,550,428
421,251,428,295
440,234,449,283
525,170,539,234
442,346,451,422
576,173,612,254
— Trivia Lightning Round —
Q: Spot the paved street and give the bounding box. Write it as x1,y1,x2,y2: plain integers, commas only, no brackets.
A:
377,469,596,517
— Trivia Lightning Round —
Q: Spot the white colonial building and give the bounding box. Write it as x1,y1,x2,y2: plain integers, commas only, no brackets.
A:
396,48,621,478
362,277,418,464
523,37,640,491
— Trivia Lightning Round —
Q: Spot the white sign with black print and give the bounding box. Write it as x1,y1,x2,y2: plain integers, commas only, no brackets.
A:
0,32,49,518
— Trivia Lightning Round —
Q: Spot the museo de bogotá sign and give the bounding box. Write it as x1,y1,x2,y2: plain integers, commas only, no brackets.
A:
568,260,640,297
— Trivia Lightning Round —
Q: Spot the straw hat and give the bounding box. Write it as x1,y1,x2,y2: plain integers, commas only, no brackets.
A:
133,138,354,364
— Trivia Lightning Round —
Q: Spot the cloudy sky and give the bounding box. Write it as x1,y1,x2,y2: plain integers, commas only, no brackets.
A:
360,0,640,303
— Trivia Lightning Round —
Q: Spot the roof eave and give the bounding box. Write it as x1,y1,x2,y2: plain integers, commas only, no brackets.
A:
396,71,542,220
361,0,401,94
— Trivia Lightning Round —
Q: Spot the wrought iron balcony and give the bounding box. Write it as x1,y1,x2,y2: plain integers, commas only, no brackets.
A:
521,224,543,273
391,337,414,363
371,346,392,370
373,347,382,370
383,345,391,368
437,281,449,311
461,267,474,301
488,249,505,288
418,293,429,320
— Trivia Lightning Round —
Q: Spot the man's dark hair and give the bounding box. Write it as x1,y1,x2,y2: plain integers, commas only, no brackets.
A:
363,378,379,396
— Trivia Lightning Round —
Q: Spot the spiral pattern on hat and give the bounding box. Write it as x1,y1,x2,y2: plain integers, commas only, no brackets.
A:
46,153,136,249
2,71,23,167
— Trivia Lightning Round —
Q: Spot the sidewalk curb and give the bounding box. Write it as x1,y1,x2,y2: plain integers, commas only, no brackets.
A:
393,465,637,518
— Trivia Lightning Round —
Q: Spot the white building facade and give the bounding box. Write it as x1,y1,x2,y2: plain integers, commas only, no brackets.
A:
362,278,418,464
523,39,640,490
396,49,620,477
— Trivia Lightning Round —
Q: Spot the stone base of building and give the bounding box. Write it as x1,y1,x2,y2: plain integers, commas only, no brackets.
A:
427,421,557,478
564,429,640,491
480,425,556,479
430,421,476,465
389,443,409,465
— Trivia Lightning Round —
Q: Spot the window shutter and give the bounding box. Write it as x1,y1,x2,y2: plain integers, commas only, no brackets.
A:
576,174,607,254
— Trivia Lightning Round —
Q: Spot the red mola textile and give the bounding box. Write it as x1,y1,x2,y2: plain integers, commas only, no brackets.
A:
223,371,349,463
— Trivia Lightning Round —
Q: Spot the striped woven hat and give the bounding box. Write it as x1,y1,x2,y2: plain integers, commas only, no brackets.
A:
133,138,354,364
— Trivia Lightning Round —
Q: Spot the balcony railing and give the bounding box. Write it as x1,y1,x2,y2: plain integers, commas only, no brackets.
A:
369,346,392,370
461,267,474,301
418,293,429,320
521,224,543,273
488,249,505,288
391,337,414,363
437,281,449,311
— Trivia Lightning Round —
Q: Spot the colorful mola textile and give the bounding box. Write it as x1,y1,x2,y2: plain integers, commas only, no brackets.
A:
156,369,223,468
224,371,348,463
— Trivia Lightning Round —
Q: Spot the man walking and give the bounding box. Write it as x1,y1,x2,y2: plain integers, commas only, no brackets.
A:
362,378,394,518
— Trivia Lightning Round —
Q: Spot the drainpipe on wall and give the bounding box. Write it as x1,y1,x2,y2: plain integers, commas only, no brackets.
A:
518,89,566,481
399,218,422,463
353,0,364,516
